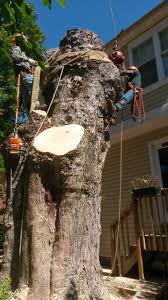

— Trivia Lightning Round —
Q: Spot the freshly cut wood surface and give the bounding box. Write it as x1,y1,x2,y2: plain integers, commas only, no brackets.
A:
33,124,84,155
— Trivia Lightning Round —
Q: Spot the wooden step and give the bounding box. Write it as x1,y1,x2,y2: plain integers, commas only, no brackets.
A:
121,245,137,276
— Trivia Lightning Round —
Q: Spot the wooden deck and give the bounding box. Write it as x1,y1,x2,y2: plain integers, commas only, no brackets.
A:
110,187,168,279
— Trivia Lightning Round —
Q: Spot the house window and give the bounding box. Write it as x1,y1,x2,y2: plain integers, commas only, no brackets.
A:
159,27,168,77
150,139,168,188
132,38,158,87
158,146,168,188
130,24,168,89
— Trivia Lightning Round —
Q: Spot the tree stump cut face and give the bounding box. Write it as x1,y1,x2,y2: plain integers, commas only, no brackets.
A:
33,124,84,156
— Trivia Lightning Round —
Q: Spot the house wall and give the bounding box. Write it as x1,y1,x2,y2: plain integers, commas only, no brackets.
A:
101,1,168,262
105,12,168,121
100,126,168,258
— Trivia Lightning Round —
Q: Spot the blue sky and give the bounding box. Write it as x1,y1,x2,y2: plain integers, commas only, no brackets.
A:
34,0,162,49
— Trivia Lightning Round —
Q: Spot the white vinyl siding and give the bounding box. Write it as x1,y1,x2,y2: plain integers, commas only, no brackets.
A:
100,126,168,258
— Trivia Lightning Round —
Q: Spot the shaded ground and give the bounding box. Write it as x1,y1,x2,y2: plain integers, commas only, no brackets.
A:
104,276,168,300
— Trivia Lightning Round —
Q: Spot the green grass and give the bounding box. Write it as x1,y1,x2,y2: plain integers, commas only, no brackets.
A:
0,276,11,300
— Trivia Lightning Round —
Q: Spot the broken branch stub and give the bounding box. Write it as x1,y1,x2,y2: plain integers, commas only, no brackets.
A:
33,124,84,155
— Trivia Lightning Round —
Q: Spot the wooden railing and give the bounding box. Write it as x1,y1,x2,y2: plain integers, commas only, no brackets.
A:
110,201,138,277
133,187,168,252
110,187,168,280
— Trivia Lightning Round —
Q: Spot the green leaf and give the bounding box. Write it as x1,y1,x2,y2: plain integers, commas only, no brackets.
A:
41,0,52,9
5,5,15,19
57,0,66,6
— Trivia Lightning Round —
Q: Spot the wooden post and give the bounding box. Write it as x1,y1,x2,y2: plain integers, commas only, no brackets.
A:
30,66,41,112
161,190,168,250
132,192,145,280
111,226,118,275
155,194,163,251
125,219,130,256
138,198,146,250
116,231,122,277
121,223,126,257
136,238,144,281
149,196,156,250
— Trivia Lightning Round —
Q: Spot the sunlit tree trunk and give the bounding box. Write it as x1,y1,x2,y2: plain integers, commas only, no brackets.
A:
5,29,120,300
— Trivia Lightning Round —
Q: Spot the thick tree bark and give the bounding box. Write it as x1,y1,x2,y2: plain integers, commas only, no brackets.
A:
4,29,120,299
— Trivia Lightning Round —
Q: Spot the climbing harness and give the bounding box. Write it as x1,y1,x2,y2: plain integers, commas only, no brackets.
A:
132,87,145,122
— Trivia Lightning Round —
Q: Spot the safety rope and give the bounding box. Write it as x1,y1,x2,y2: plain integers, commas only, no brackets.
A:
104,0,124,278
107,0,117,38
105,119,123,279
44,49,60,65
107,0,121,53
34,66,64,139
14,74,21,132
49,49,91,68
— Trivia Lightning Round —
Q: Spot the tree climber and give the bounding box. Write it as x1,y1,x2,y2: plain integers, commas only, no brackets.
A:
11,33,38,119
108,65,142,114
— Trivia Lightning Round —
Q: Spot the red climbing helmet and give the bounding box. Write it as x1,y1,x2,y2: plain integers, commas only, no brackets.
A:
111,50,125,65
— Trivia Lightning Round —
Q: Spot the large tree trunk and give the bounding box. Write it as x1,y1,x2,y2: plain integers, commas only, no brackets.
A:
4,29,120,299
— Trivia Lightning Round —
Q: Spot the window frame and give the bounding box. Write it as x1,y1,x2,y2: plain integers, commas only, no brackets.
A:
128,18,168,94
149,137,168,188
159,27,168,77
